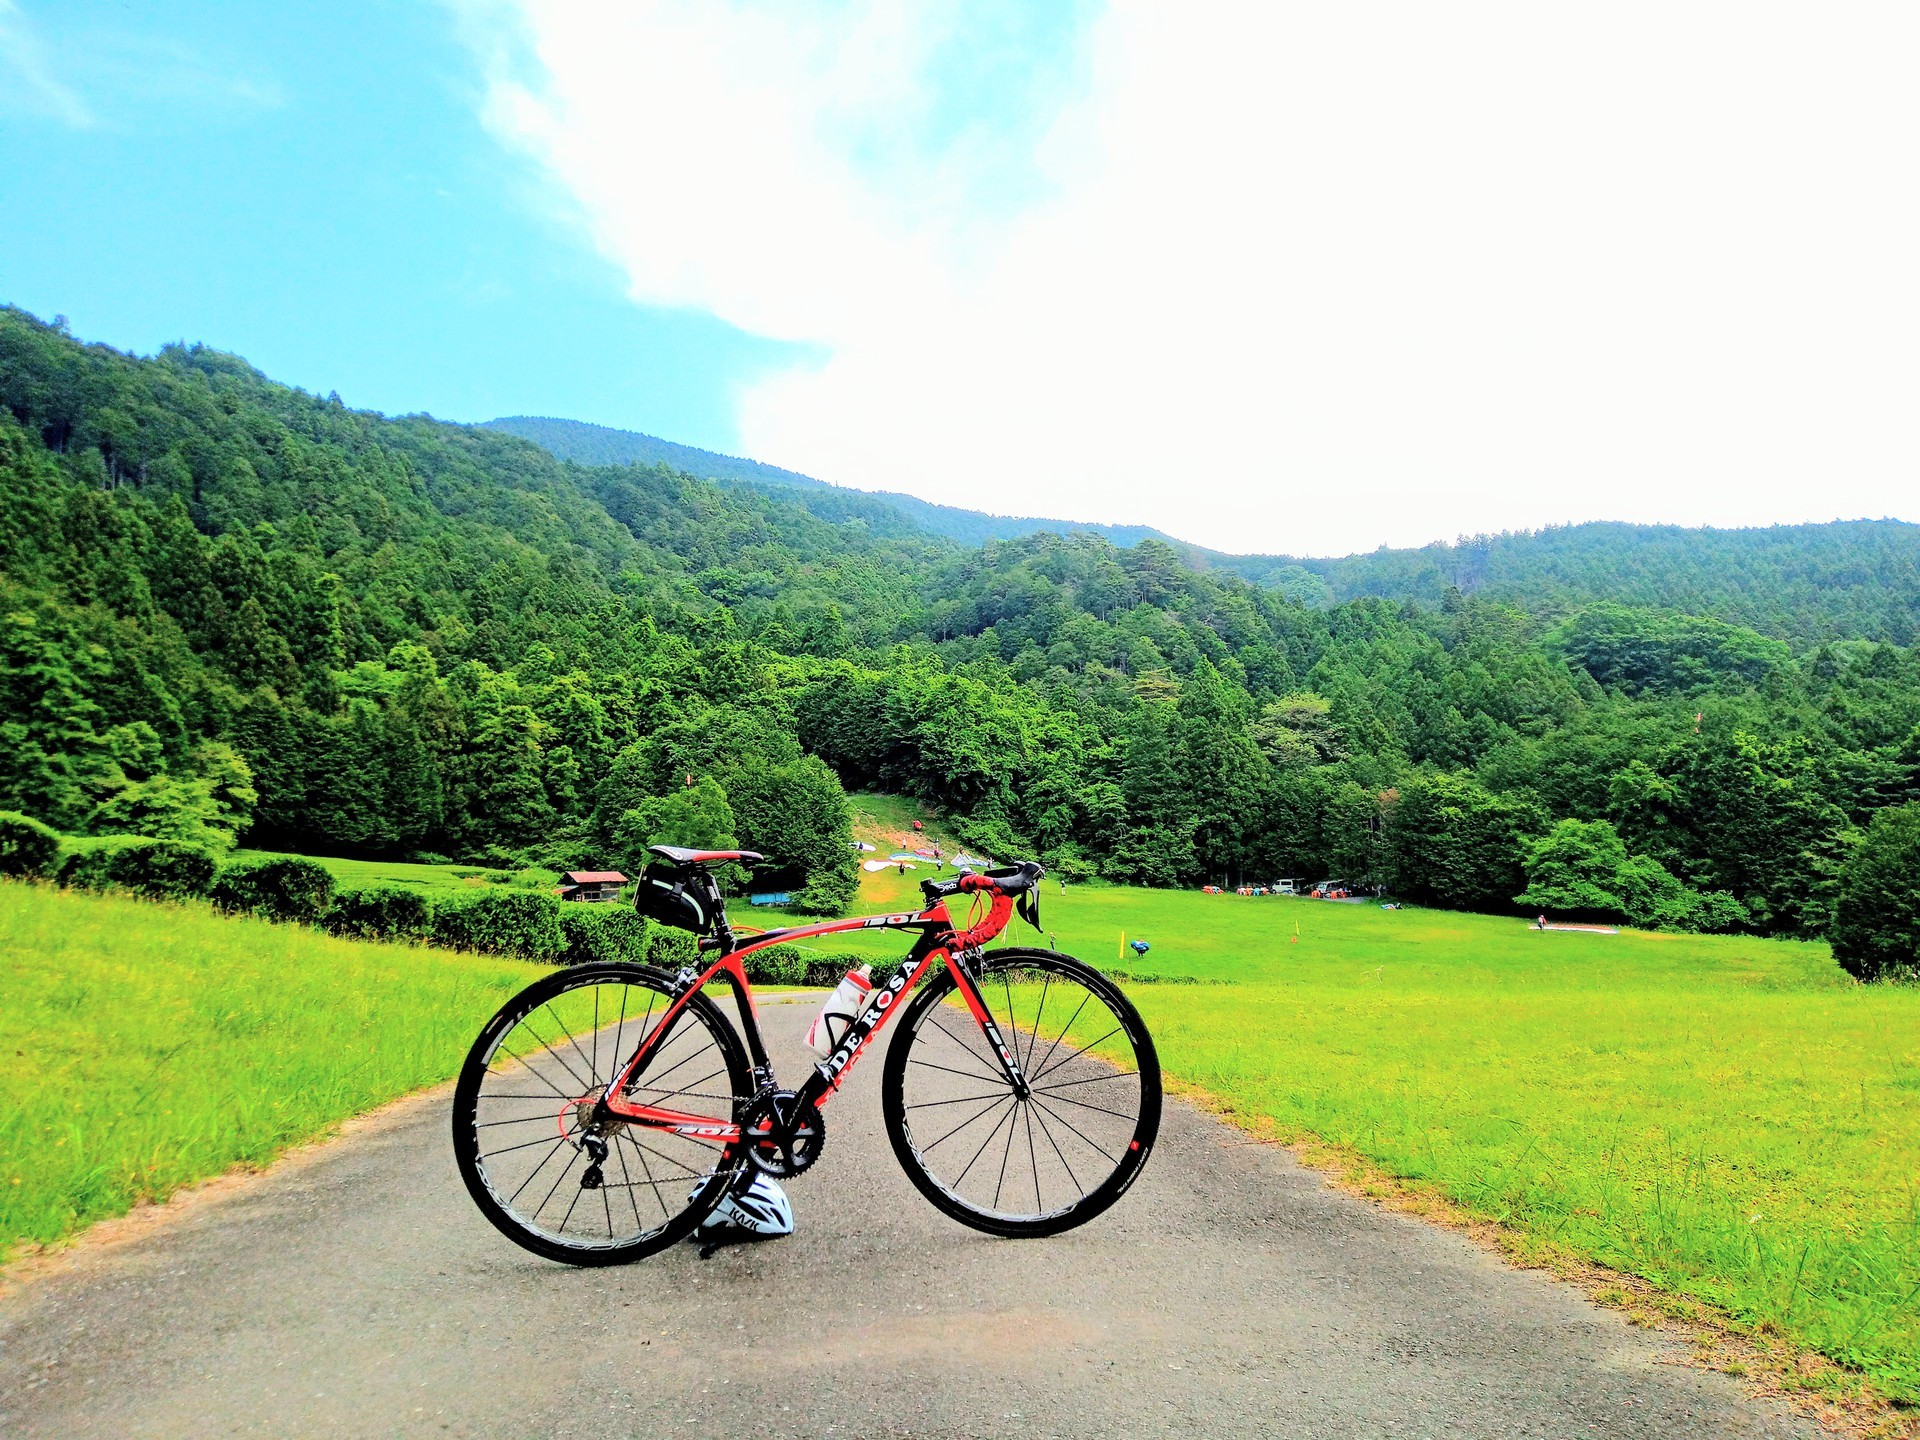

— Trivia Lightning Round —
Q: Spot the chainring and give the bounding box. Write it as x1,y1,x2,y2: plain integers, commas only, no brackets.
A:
741,1090,826,1178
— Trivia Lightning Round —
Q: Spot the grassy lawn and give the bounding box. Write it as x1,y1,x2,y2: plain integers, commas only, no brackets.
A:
12,801,1920,1406
779,815,1920,1405
1042,883,1920,1405
0,880,539,1261
231,849,559,895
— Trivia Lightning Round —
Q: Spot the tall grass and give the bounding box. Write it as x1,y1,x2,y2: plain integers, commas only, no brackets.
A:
1042,885,1920,1404
0,880,539,1259
787,820,1920,1404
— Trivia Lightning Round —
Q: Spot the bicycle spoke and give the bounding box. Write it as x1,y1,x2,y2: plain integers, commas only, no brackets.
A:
1030,1099,1082,1193
600,1159,616,1239
511,1015,593,1097
630,1065,729,1104
1034,1069,1136,1094
1024,1103,1043,1212
921,1092,1016,1153
1027,974,1051,1072
610,1126,647,1232
503,1136,570,1208
991,1098,1020,1208
490,1040,577,1102
1030,1089,1140,1123
1031,1095,1120,1164
530,1144,582,1221
923,1018,1008,1080
618,1132,711,1182
909,1054,1006,1087
1025,991,1091,1081
905,1089,1014,1111
622,1130,671,1222
556,1174,587,1236
1030,1024,1124,1087
953,1103,1020,1187
542,1001,605,1089
481,1131,574,1161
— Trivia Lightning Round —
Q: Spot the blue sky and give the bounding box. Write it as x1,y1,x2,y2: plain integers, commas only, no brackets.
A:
0,0,800,451
3,2,1916,554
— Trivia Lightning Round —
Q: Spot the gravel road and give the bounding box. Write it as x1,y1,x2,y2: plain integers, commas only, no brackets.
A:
0,996,1818,1439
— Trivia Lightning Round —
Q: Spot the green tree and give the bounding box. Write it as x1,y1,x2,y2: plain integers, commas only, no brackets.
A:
1828,803,1920,981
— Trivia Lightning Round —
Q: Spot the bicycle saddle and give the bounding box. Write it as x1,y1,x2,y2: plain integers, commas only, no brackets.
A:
648,845,765,866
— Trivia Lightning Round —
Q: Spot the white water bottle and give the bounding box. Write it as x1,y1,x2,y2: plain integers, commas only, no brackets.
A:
804,965,874,1057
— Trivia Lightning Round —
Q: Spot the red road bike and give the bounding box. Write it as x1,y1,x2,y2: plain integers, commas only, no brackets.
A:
451,848,1161,1265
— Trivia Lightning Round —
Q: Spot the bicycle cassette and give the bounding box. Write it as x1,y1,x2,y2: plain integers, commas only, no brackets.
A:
741,1091,826,1178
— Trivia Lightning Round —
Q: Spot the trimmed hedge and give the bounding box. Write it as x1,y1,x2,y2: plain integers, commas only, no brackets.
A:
557,905,650,967
213,857,337,924
732,946,899,988
0,811,61,879
324,885,432,941
431,889,565,962
60,839,220,901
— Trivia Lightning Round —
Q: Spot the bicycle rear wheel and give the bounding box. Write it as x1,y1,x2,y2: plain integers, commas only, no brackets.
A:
451,963,752,1265
882,948,1160,1237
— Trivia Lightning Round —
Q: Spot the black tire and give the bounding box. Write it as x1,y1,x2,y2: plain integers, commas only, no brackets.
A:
882,948,1160,1237
451,963,752,1266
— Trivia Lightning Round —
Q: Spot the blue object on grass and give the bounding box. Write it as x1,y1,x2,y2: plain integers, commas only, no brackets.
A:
748,892,791,906
1130,940,1150,955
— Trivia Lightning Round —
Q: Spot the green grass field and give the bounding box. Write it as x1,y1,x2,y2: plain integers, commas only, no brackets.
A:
770,801,1920,1406
9,799,1919,1407
231,849,559,895
0,880,539,1260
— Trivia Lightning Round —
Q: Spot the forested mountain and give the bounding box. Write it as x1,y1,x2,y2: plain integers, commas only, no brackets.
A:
5,305,1919,951
484,414,1173,549
492,417,1920,648
1213,521,1920,646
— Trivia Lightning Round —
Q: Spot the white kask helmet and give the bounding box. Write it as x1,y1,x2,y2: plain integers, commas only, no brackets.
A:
697,1172,794,1237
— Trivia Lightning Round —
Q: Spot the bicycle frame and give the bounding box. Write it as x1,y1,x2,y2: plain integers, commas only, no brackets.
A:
597,890,1026,1144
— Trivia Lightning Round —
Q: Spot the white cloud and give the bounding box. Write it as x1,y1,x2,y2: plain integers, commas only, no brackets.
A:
464,1,1920,556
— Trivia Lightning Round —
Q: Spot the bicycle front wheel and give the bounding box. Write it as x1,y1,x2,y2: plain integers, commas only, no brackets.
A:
882,948,1160,1237
451,963,752,1266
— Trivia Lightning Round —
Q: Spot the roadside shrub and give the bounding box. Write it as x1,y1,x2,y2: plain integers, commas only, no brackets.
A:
431,889,565,962
642,923,698,972
1829,803,1920,982
60,838,220,900
56,844,117,891
324,886,431,941
740,944,810,986
213,857,336,924
1645,887,1752,935
740,949,899,988
557,905,649,966
0,811,61,878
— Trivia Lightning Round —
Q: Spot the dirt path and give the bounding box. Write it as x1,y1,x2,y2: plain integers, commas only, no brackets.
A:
0,1000,1818,1439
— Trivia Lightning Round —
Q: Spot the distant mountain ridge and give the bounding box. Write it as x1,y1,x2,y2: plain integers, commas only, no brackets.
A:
482,415,1175,550
483,416,1920,647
